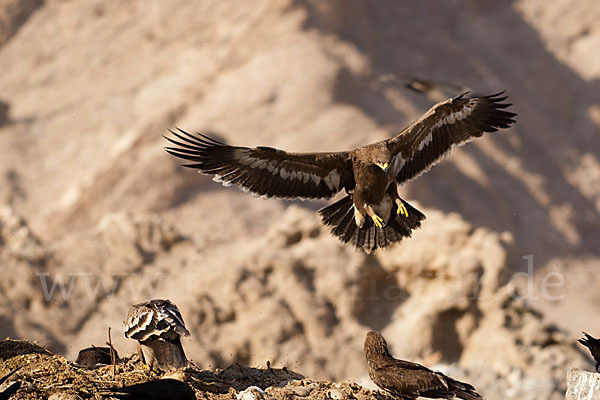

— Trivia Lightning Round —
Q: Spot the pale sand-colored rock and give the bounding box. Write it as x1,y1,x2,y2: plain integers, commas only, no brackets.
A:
0,0,42,46
48,393,80,400
1,1,600,399
0,0,599,266
0,206,591,399
566,368,600,400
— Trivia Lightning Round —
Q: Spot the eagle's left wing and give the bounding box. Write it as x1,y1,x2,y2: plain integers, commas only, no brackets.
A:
373,362,449,397
165,129,353,199
123,299,190,342
387,92,516,184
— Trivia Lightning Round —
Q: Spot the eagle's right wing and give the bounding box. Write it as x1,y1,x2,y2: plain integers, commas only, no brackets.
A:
387,92,516,184
165,129,353,200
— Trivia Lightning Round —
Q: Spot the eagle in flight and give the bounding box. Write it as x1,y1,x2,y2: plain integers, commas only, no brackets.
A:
165,92,515,253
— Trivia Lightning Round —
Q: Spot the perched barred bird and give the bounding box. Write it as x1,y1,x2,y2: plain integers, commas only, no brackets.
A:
123,299,190,372
364,331,483,400
578,332,600,372
102,379,196,400
165,92,515,253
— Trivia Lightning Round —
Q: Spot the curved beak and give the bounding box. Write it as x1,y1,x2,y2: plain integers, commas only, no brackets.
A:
376,162,389,172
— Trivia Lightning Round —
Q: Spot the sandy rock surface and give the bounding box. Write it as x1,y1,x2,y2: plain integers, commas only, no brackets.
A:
0,340,396,400
0,205,591,399
1,1,600,399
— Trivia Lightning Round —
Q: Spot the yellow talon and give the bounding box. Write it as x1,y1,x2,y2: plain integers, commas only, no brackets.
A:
397,202,408,217
371,214,384,228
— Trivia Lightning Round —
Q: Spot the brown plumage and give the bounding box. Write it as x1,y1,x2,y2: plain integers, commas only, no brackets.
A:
75,346,119,368
364,331,483,400
123,299,190,372
165,92,516,253
578,332,600,372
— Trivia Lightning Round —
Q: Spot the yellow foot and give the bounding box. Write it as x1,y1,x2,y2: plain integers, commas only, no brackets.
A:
396,201,408,217
371,214,384,228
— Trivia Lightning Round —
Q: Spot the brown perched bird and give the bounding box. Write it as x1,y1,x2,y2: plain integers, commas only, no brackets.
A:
101,379,196,400
578,332,600,372
364,331,483,400
123,299,190,372
75,346,119,368
165,92,515,253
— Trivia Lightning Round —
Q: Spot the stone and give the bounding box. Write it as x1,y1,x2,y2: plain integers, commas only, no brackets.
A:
236,386,266,400
566,368,600,400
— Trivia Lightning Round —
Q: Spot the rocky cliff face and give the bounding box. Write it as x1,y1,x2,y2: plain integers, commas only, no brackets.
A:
0,1,599,399
0,206,589,399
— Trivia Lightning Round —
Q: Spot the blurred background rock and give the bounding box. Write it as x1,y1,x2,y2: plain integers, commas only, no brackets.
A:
0,1,599,399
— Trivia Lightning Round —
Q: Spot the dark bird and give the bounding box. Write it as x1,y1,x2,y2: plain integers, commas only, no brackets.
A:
102,379,196,400
123,299,190,372
0,382,20,400
578,332,600,372
75,346,119,368
0,367,22,400
165,92,515,253
364,331,483,400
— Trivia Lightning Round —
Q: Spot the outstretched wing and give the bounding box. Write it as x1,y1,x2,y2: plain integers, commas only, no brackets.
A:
165,129,353,199
388,92,516,184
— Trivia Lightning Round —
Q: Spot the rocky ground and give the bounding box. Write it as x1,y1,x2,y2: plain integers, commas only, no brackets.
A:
0,205,593,399
0,339,379,400
1,1,600,399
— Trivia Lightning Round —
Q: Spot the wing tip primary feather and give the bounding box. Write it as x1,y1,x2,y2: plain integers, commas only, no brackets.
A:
167,128,228,148
486,90,507,98
451,91,471,102
482,90,517,125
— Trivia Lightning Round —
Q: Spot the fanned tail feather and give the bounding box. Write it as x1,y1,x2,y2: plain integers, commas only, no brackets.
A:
319,195,425,253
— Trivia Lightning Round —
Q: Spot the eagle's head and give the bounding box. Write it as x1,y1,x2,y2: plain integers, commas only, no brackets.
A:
364,330,392,360
356,144,392,173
